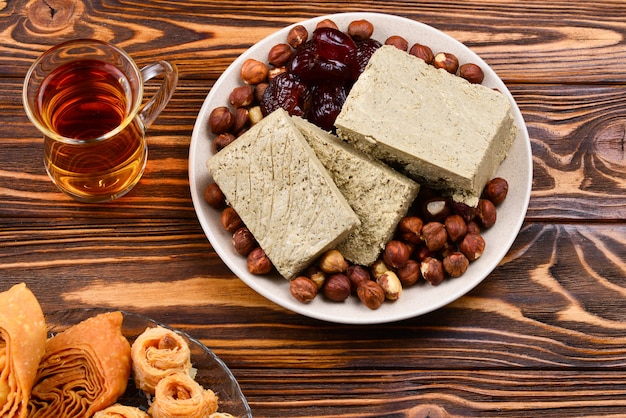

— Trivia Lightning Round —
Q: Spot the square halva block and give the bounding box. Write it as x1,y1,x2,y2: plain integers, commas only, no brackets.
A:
292,116,420,266
206,108,360,280
335,45,516,206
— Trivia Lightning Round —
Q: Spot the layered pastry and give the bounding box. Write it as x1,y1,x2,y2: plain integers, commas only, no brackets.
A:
93,404,150,418
27,311,131,417
148,372,218,418
131,326,192,395
0,283,47,418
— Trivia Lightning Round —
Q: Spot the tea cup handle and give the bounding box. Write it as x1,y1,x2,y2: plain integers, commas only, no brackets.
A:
138,61,178,129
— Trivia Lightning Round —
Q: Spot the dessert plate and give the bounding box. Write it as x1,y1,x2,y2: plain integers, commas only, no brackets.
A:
46,308,252,417
189,12,532,324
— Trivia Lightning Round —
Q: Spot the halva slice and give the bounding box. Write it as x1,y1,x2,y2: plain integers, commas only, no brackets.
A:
292,115,420,266
335,45,516,206
206,108,360,280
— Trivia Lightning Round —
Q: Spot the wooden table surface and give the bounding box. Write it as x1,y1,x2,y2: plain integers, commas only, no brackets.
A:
2,1,626,416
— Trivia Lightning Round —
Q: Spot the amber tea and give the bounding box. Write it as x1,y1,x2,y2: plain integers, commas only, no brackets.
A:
38,59,146,201
23,39,177,202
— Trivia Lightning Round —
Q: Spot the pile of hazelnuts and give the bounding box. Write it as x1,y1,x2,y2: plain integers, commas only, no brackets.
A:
203,17,507,310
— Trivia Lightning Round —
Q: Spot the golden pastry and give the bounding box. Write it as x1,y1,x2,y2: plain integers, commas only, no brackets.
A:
148,372,218,418
131,326,192,395
0,283,47,418
28,311,131,417
93,403,150,418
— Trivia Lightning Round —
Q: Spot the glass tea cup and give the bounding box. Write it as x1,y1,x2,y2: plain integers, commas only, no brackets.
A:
23,39,178,202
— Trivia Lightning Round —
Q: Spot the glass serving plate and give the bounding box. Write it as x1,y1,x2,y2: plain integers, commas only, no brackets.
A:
189,12,532,324
45,308,252,418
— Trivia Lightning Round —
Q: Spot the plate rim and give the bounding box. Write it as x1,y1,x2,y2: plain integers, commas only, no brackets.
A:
189,12,532,324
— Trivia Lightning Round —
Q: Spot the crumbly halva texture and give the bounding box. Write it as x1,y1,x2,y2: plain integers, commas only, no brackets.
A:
335,45,516,206
291,116,420,266
206,108,360,280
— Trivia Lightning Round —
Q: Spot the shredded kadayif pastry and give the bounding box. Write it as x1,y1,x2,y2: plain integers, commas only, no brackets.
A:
27,311,131,418
131,326,192,395
148,372,219,418
93,403,150,418
0,283,47,418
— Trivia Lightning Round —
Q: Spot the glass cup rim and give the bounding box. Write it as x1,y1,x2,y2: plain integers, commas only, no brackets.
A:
22,38,144,144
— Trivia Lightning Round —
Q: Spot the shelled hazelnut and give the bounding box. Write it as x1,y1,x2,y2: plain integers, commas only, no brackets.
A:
290,276,318,303
409,43,434,64
220,207,243,233
247,247,272,274
232,227,257,256
240,59,268,85
323,274,351,302
385,35,409,51
347,19,374,41
433,52,459,74
203,182,226,210
357,281,385,309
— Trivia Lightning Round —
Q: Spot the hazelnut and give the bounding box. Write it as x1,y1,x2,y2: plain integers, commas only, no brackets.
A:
232,226,257,256
409,43,434,64
482,177,509,205
232,107,250,134
459,233,486,261
459,63,485,84
346,265,371,293
268,43,293,67
357,281,385,310
444,214,467,243
208,106,233,134
382,240,411,269
247,247,272,274
240,58,268,85
398,216,423,244
290,276,318,303
229,85,254,108
315,19,338,30
414,245,436,262
370,259,391,280
443,252,470,278
221,206,243,233
248,106,264,125
287,25,308,48
466,220,481,235
421,222,448,252
268,66,288,80
450,201,477,223
397,259,420,287
376,271,403,301
433,52,459,74
254,83,269,103
385,35,409,51
477,199,497,228
420,257,445,286
203,182,226,210
304,265,326,289
213,133,236,153
348,19,374,41
319,249,348,274
323,274,351,302
422,198,451,222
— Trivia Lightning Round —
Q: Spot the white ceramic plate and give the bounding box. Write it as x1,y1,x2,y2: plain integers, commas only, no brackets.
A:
46,308,252,417
189,12,532,324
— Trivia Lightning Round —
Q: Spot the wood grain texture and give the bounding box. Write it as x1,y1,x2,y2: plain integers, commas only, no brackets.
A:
1,0,625,416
